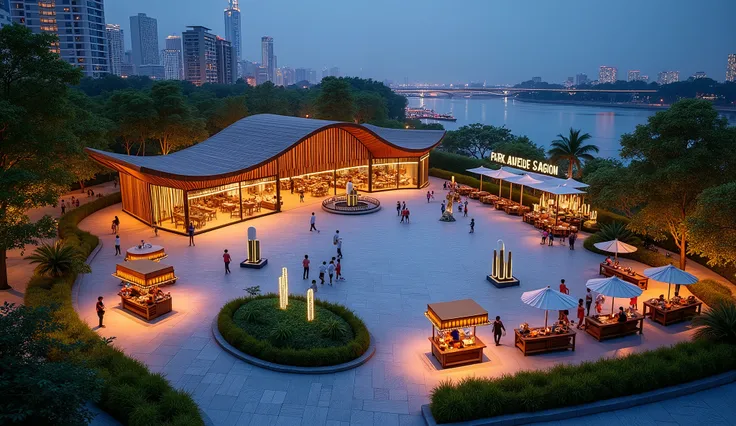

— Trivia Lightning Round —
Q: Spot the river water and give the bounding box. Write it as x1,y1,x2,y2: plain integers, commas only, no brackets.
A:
408,97,736,159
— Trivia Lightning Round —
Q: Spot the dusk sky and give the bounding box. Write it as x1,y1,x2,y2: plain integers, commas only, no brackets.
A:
106,0,736,85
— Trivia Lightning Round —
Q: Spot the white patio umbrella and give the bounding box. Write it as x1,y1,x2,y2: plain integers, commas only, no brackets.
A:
593,238,638,261
521,286,579,328
535,184,586,225
562,177,590,188
644,264,698,299
466,166,494,191
507,175,543,210
481,169,518,198
586,276,643,314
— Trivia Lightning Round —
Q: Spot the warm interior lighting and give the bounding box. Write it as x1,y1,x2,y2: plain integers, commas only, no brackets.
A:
307,289,315,321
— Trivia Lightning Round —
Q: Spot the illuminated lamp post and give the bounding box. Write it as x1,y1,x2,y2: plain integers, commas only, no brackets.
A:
486,239,520,288
306,288,315,321
279,267,289,309
240,226,268,269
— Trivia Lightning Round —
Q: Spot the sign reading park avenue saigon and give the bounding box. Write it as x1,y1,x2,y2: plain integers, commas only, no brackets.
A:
489,152,559,176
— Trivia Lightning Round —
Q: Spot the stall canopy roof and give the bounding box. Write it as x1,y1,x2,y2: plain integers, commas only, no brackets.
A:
427,299,487,321
86,114,445,179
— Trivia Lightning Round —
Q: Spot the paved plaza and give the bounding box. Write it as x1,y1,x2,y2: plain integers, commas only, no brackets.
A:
71,177,727,426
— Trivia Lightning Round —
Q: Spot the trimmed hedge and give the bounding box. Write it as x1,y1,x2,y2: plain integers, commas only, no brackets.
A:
25,193,204,426
218,294,371,367
683,279,733,308
430,340,736,424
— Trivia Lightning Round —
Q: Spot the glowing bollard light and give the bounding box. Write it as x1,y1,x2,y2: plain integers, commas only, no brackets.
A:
307,289,315,321
279,267,289,309
487,239,520,288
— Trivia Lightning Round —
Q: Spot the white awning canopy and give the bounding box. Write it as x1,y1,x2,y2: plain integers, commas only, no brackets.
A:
466,166,495,175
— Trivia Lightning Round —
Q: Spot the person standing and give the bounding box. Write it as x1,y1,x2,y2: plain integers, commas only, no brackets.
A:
61,200,66,215
96,296,106,328
492,316,505,346
333,230,340,246
299,190,305,203
541,229,548,245
585,288,593,316
405,207,410,223
152,220,158,237
309,280,318,294
223,250,231,274
569,232,577,250
443,181,447,190
112,216,120,234
336,237,343,259
75,198,80,208
440,201,446,214
400,208,406,223
548,230,554,246
310,212,318,232
431,191,435,200
576,299,586,329
463,204,468,217
469,218,475,233
426,191,431,203
402,201,406,211
187,223,195,246
302,254,310,279
114,235,121,256
336,258,344,281
396,201,401,216
319,261,327,285
559,279,569,295
327,260,335,285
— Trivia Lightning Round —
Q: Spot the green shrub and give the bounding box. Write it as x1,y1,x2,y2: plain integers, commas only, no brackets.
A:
689,279,734,308
218,294,371,367
596,222,641,245
24,193,204,426
693,302,736,344
321,318,349,340
430,340,736,423
269,322,295,345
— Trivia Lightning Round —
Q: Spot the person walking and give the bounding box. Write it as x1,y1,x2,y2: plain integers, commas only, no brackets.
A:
152,220,158,237
469,218,475,233
336,237,343,259
559,279,569,295
96,296,106,328
319,261,327,285
309,280,318,294
569,232,577,250
440,201,446,214
426,191,431,203
576,299,586,329
302,254,310,279
400,208,406,223
223,250,231,274
396,201,401,216
336,258,344,281
405,207,410,223
327,260,335,285
463,203,468,217
443,181,447,190
61,200,66,215
431,190,435,200
585,288,593,316
309,212,319,232
402,201,406,212
548,230,554,246
492,316,506,346
187,223,195,246
541,229,548,245
112,216,120,234
299,190,305,203
114,235,121,256
333,230,340,245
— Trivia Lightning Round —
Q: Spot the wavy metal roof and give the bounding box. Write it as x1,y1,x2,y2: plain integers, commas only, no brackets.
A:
87,114,444,179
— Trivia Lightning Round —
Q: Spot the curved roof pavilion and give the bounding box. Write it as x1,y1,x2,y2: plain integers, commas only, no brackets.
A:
87,114,445,190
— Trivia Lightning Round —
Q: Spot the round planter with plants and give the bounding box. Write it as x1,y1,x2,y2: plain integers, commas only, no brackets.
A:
217,294,371,367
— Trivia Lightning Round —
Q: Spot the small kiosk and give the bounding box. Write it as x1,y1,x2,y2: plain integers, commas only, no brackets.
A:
113,260,176,321
425,299,490,369
125,244,167,262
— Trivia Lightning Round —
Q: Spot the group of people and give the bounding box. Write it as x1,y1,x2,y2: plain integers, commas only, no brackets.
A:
396,201,411,223
60,197,81,215
540,229,578,249
425,191,435,203
554,279,637,330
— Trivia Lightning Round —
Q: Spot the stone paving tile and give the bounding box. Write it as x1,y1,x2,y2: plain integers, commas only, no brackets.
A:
182,336,210,350
203,372,228,385
197,341,222,361
398,414,424,426
373,412,399,426
389,389,407,401
326,407,352,422
301,406,328,426
353,386,374,400
256,403,282,416
232,389,262,413
152,344,181,356
306,383,322,406
186,358,215,375
234,412,252,426
279,404,305,418
274,415,301,426
325,421,349,426
373,389,389,401
209,395,238,411
362,400,409,415
206,409,231,425
350,410,374,426
248,414,278,426
208,352,237,374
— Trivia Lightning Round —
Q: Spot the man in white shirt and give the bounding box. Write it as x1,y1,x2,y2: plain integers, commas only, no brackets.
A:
310,212,318,232
319,261,327,285
336,238,343,259
114,235,121,256
327,260,336,285
333,230,340,245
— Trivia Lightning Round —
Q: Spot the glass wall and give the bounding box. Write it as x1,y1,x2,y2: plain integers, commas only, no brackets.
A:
151,185,185,232
241,177,278,216
419,154,430,188
371,159,419,191
336,166,369,194
286,171,334,199
187,183,241,230
398,161,419,189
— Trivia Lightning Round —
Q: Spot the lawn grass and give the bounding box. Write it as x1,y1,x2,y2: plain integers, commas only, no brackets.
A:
233,298,353,349
219,294,370,367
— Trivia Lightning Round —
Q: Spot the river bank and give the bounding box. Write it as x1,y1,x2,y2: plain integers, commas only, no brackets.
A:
514,97,736,113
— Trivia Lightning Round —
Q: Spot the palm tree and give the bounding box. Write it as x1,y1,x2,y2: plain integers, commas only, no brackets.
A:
547,128,599,178
25,241,90,278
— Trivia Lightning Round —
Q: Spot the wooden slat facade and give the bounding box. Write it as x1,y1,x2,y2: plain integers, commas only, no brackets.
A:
120,172,152,223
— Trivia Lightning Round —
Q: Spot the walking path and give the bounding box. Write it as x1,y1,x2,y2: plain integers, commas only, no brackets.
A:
69,177,735,426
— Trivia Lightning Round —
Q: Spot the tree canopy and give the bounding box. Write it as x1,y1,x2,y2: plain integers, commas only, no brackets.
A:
547,128,599,178
439,123,545,162
687,182,736,268
315,77,355,121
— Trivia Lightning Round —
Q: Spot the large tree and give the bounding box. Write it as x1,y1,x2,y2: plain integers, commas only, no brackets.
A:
65,90,112,191
687,182,736,269
150,82,207,155
547,128,599,178
0,24,83,290
620,99,736,270
315,77,354,121
493,135,546,162
354,92,388,124
440,123,514,159
104,90,155,155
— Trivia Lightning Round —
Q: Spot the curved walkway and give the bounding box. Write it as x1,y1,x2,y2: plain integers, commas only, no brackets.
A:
73,177,733,426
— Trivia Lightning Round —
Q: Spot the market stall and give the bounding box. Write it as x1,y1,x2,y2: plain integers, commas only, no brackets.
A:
643,296,702,326
114,260,176,321
125,243,167,262
515,286,577,355
599,263,649,290
585,276,644,341
425,299,490,368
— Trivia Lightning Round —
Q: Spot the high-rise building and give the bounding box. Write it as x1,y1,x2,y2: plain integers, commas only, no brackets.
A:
261,36,274,82
598,66,617,84
182,26,217,86
223,0,241,62
240,60,258,79
0,0,11,28
330,66,340,78
282,67,295,86
130,13,159,70
255,66,269,85
726,54,736,82
295,68,309,83
575,73,588,86
106,24,124,77
657,71,679,85
121,49,134,77
691,71,707,80
274,68,283,86
138,64,165,80
308,69,317,85
161,35,183,80
10,0,108,77
215,37,236,84
627,70,640,82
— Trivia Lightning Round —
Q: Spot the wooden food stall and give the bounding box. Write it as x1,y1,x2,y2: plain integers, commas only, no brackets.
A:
585,312,644,341
599,263,649,290
114,260,176,321
425,299,490,369
642,297,703,326
514,324,576,356
125,244,167,262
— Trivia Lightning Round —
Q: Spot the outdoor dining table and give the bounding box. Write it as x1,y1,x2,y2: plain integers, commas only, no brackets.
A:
599,263,649,290
221,202,237,213
642,300,703,326
584,313,644,341
242,202,256,216
514,329,576,356
480,195,498,204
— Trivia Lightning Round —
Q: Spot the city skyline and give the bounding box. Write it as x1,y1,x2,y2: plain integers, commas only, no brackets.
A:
103,0,735,84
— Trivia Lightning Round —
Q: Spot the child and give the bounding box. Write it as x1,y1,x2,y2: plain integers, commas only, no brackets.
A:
327,260,335,286
309,280,318,294
299,190,305,203
541,230,548,245
595,293,605,314
469,218,475,233
629,296,638,311
576,299,585,329
336,259,344,281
